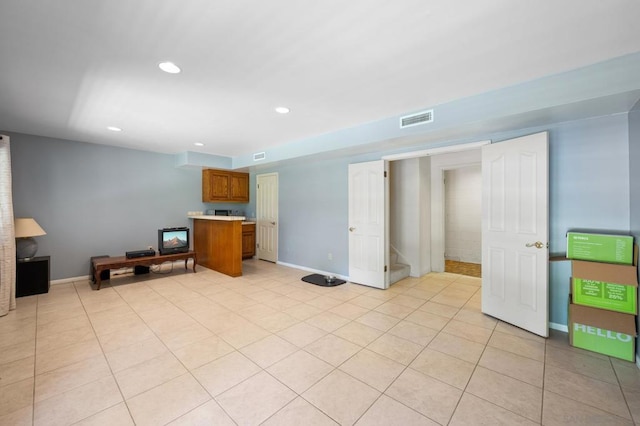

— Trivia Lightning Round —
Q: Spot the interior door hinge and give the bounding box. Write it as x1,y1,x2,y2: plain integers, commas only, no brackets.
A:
384,265,388,272
384,171,387,178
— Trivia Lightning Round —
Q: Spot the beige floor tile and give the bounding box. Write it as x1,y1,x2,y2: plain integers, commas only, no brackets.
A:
36,323,96,354
441,319,493,344
305,334,362,367
333,321,384,347
410,348,475,389
167,399,235,426
450,393,539,426
96,322,156,353
328,302,370,320
495,321,546,343
104,336,168,373
0,339,35,366
287,288,323,302
404,310,449,331
35,338,103,375
277,322,327,347
73,402,134,426
544,365,631,419
0,325,36,350
545,344,617,384
612,359,640,390
355,394,437,426
429,293,470,308
0,355,34,387
263,396,339,426
349,295,385,310
304,370,380,426
217,322,271,349
36,313,91,338
192,351,261,396
263,295,301,310
126,373,211,426
0,377,33,418
305,295,345,310
240,334,298,368
488,330,545,362
542,390,634,426
386,320,438,346
373,302,415,319
259,312,300,333
216,371,296,425
479,346,544,387
237,303,279,321
355,311,400,332
385,368,462,425
466,366,542,423
622,387,640,424
388,294,427,309
267,350,334,393
427,332,485,364
339,349,404,392
284,303,324,320
305,311,350,333
34,376,122,426
417,301,459,318
35,354,111,402
172,335,235,370
115,352,186,399
453,308,498,330
0,404,32,426
157,322,215,351
366,333,423,365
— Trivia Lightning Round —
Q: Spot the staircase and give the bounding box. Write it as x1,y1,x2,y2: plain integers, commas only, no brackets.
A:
389,251,411,285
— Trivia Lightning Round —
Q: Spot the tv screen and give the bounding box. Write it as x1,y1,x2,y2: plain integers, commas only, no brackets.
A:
158,227,189,255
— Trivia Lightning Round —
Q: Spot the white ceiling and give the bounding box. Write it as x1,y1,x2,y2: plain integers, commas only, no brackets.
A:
1,1,640,158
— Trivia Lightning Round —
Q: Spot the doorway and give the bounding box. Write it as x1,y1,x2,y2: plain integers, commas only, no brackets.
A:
256,173,278,263
443,165,482,278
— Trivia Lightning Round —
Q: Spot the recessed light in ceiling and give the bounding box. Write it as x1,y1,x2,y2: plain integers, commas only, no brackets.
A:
158,61,181,74
107,126,122,132
194,142,204,147
275,107,290,114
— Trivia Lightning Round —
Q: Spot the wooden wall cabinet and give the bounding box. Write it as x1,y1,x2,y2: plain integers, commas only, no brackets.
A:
242,223,256,259
202,169,249,203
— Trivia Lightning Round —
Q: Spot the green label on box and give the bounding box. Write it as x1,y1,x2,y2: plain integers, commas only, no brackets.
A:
573,278,637,314
567,233,633,264
572,322,635,361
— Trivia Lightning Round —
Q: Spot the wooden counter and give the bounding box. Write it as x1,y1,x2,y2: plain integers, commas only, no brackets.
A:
193,218,243,277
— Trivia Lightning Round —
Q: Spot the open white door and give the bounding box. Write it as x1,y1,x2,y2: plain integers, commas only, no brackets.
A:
481,132,549,337
348,160,389,289
256,173,278,263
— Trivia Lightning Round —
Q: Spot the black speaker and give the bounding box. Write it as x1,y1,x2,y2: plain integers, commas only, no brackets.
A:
134,265,150,275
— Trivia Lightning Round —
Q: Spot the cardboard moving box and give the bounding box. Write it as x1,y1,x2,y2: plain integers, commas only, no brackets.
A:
567,232,634,265
569,301,636,362
572,253,638,314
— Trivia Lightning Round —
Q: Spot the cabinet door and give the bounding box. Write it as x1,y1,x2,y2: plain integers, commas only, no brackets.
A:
230,173,249,202
202,170,230,202
242,224,256,258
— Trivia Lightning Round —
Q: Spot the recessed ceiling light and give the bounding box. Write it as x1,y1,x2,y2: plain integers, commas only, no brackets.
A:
194,142,204,147
107,126,122,132
275,107,290,114
158,61,181,74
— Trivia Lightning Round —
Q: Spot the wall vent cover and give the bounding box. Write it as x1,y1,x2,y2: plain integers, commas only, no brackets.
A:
400,109,433,128
253,152,266,161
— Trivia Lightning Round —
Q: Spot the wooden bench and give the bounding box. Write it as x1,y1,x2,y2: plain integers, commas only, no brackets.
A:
91,251,197,290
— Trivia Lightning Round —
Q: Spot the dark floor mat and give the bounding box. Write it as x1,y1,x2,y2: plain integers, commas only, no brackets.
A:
302,273,346,287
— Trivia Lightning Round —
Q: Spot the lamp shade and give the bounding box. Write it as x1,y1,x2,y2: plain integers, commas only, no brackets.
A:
15,218,46,238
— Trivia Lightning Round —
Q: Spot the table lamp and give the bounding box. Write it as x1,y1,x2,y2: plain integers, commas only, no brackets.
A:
15,218,46,260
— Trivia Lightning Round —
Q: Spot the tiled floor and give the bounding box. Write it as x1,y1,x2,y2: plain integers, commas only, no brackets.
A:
1,259,639,425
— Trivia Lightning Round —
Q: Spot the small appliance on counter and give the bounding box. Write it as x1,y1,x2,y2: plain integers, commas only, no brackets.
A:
214,209,245,216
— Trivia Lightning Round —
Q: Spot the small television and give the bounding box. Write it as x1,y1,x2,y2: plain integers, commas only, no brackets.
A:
158,227,190,255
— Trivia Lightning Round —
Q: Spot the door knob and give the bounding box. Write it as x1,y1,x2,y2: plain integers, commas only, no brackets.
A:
271,221,276,225
525,241,546,249
349,227,355,232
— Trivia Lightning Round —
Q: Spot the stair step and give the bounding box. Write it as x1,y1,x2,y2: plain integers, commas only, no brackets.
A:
389,262,410,285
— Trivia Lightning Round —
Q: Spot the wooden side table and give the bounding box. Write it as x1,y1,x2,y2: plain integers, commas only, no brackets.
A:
16,255,50,297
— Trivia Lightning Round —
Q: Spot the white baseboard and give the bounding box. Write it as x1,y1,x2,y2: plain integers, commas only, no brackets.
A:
549,322,568,333
275,261,348,281
51,275,90,285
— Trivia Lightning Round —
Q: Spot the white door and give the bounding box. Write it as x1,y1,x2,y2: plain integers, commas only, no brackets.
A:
256,173,278,262
348,160,388,289
481,132,549,337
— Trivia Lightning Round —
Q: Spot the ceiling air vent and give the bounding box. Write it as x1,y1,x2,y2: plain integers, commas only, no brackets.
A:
400,109,433,128
253,152,266,161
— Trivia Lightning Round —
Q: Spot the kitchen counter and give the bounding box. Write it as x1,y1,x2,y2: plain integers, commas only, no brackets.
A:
188,215,245,221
